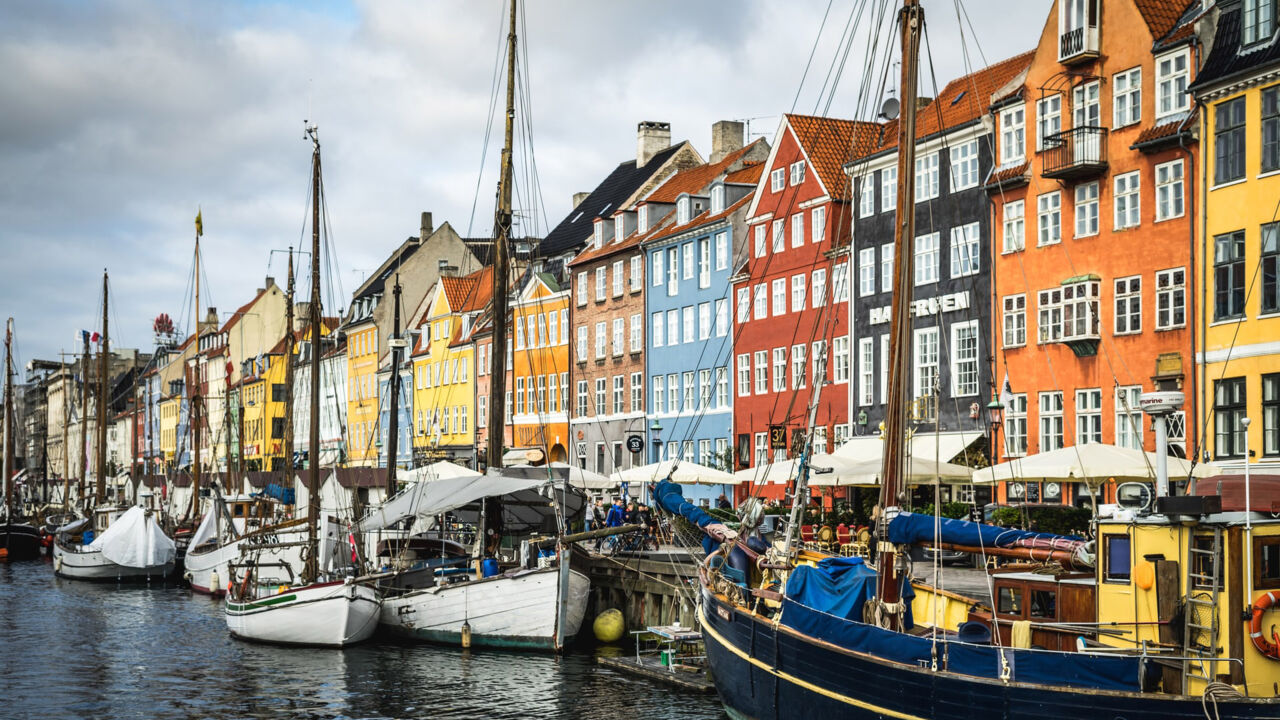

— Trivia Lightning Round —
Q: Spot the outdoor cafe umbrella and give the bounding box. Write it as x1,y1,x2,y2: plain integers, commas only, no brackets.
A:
970,443,1218,485
619,460,737,486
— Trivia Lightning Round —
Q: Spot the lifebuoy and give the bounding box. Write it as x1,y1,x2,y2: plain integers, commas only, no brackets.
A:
1249,591,1280,660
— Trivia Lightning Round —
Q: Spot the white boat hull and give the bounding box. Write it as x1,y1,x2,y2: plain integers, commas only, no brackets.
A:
53,541,175,582
379,565,591,651
225,579,381,647
185,529,309,596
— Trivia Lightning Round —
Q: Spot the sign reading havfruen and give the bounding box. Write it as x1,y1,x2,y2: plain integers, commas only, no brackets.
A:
868,291,971,325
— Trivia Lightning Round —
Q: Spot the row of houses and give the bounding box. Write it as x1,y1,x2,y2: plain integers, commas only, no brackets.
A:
14,0,1280,512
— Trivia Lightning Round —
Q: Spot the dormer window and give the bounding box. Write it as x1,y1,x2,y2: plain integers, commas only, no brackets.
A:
593,220,604,249
1058,0,1099,63
614,214,626,241
1242,0,1277,47
677,196,691,225
1155,49,1190,123
638,205,649,234
711,184,725,214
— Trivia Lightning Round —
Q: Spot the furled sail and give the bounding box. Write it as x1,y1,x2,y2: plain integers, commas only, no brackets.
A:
89,506,177,569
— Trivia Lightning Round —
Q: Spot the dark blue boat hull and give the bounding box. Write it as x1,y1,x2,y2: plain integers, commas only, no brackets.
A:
700,587,1277,720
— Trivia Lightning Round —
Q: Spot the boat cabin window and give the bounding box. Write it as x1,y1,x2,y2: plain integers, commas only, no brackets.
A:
1104,534,1131,583
997,586,1023,616
232,503,248,518
1254,536,1280,590
1029,588,1057,619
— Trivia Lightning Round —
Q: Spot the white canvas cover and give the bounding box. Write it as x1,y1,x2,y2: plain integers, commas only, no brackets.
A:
355,474,548,532
619,460,737,486
89,506,177,569
188,509,217,549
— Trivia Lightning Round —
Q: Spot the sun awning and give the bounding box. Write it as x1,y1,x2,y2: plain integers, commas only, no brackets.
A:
971,443,1219,485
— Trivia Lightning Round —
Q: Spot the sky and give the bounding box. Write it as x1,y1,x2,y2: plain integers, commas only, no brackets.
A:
0,0,1051,372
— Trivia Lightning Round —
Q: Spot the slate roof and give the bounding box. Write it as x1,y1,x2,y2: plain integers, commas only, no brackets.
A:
1190,3,1280,94
539,143,685,258
786,114,883,200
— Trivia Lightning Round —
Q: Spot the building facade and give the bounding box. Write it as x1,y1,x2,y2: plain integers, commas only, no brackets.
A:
510,273,570,462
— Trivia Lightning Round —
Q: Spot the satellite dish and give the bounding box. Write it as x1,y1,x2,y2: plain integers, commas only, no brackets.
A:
879,96,900,120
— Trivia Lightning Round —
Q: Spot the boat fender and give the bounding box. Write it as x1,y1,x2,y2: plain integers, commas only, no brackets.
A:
54,555,62,573
210,570,219,591
1249,591,1280,660
461,620,472,649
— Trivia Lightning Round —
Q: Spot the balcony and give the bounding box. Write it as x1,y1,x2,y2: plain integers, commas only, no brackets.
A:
1042,127,1108,181
1058,26,1099,64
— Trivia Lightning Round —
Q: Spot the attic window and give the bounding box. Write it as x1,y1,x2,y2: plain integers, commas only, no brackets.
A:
951,90,966,105
638,205,649,234
677,196,691,225
571,211,584,223
599,203,612,216
711,185,725,214
594,221,604,249
614,214,626,241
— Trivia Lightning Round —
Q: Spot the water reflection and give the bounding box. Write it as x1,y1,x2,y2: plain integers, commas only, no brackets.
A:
1,562,724,719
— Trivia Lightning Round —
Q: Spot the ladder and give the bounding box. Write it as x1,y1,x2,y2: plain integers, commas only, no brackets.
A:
1182,527,1223,685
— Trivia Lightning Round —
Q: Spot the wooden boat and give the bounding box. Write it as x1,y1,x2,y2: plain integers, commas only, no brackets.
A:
1,318,41,561
183,493,313,595
53,505,176,581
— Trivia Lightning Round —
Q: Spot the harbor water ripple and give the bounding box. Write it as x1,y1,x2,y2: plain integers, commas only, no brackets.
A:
0,561,726,719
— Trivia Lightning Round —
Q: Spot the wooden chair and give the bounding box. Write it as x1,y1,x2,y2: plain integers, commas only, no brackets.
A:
817,525,836,552
836,524,854,556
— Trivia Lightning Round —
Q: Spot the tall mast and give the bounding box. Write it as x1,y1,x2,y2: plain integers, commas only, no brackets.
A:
283,250,295,480
485,0,517,472
385,276,401,495
3,319,13,520
96,270,109,505
874,0,924,630
61,356,70,508
190,214,203,522
303,124,322,584
78,333,89,509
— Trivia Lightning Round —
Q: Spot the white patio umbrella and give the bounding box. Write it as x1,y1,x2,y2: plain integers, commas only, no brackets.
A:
397,461,482,484
808,453,975,487
733,459,803,485
971,443,1218,484
545,462,618,491
619,460,737,486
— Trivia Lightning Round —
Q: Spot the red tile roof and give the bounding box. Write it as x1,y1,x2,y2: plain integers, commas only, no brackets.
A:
644,139,767,204
1134,0,1193,41
567,208,676,268
1132,109,1197,150
984,162,1030,191
724,161,765,185
646,193,753,244
785,114,883,200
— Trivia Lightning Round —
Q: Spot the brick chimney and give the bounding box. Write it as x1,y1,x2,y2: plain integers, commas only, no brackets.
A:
637,121,671,168
711,120,744,163
420,211,434,243
572,192,590,209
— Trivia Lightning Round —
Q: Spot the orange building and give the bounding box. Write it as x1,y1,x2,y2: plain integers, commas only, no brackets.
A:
988,0,1201,505
509,273,570,463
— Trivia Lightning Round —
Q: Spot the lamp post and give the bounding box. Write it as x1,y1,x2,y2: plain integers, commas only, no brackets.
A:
650,420,663,465
986,393,1003,466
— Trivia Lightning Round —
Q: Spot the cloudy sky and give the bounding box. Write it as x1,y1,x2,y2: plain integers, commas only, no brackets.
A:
0,0,1050,369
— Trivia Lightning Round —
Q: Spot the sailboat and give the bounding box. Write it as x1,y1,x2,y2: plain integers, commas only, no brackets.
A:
223,125,380,647
0,318,42,561
53,271,177,581
688,2,1280,717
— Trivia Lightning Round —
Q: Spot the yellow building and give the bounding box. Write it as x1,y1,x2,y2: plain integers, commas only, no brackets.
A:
1192,9,1280,472
158,395,180,469
410,267,492,468
346,317,380,467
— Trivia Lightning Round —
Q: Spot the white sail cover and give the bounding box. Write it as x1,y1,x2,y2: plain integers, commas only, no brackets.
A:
188,509,217,549
355,474,549,533
89,506,177,568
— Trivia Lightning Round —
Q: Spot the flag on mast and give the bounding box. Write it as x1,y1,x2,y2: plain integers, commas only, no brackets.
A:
999,372,1014,412
195,208,203,238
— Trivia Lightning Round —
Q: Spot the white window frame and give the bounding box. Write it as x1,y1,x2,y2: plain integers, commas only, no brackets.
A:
1155,160,1184,222
772,347,787,392
791,213,804,248
1075,182,1099,238
1000,104,1026,164
652,251,663,287
1039,391,1065,452
1113,67,1141,129
682,306,694,344
698,238,710,288
1002,200,1025,253
951,320,979,397
790,160,806,186
754,350,767,394
737,354,751,397
1156,267,1186,330
949,222,980,278
736,287,750,324
575,271,588,306
913,327,939,402
630,255,642,291
791,274,806,312
772,219,785,253
612,317,625,356
698,302,711,341
595,266,606,302
881,242,894,292
858,247,876,296
915,152,940,201
629,313,642,353
833,335,850,384
1115,385,1145,450
715,298,728,337
1036,94,1062,151
753,284,767,320
1114,171,1141,230
753,224,766,258
1005,393,1028,457
1155,48,1190,123
772,278,787,316
1037,192,1061,246
577,324,589,360
1003,294,1026,348
812,267,828,308
811,206,826,244
771,167,786,192
1114,275,1142,336
858,337,873,405
859,177,876,217
715,232,728,271
880,167,897,213
914,232,939,286
791,343,807,390
949,139,979,191
1076,388,1103,445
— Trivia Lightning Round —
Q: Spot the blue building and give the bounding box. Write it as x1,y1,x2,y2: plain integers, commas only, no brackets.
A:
641,160,763,505
376,364,414,470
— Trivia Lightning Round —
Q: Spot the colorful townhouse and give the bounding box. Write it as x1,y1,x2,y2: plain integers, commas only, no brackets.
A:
510,272,570,463
409,266,492,468
292,331,348,469
1191,1,1280,473
472,314,501,464
843,52,1033,507
989,0,1201,505
733,114,880,493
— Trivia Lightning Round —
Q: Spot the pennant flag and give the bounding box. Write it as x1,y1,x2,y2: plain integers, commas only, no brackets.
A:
91,331,101,343
195,208,203,238
80,329,90,344
999,372,1015,412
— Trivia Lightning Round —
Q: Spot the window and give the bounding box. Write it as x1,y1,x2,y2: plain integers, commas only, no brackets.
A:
754,224,767,258
737,354,751,396
682,306,694,343
595,266,606,302
1150,160,1186,223
858,338,873,405
772,278,787,316
754,351,767,394
772,347,787,392
682,371,695,411
915,152,939,201
652,251,663,287
997,586,1023,616
638,205,649,234
811,206,826,244
667,247,678,295
612,375,625,414
859,176,876,217
1156,268,1186,329
952,321,979,397
771,167,786,192
833,335,850,384
1265,86,1280,173
1076,389,1102,445
715,367,728,408
611,260,623,297
736,287,750,324
537,375,547,413
812,340,826,385
575,324,588,360
913,327,939,402
698,239,710,288
813,268,828,307
630,255,642,291
1075,182,1099,238
593,221,604,249
575,272,587,306
950,222,980,278
1114,172,1140,229
1114,276,1141,335
772,219,785,253
1157,49,1190,121
880,167,897,213
1214,231,1246,320
1265,374,1280,456
682,243,694,281
1062,280,1100,340
950,140,979,191
515,377,525,414
790,160,806,186
595,321,606,359
477,396,487,428
711,185,724,214
754,432,768,465
1036,94,1062,151
1266,223,1280,314
858,248,876,296
1215,97,1246,185
549,372,558,412
651,312,664,349
630,313,642,353
650,376,662,414
1005,394,1028,457
880,335,889,404
1000,104,1026,163
1116,385,1144,450
595,378,607,415
753,284,767,320
515,317,525,350
698,369,711,410
715,299,728,337
1105,535,1132,582
698,302,711,341
1039,391,1064,451
1215,377,1247,458
834,262,850,302
677,197,690,225
715,232,728,271
792,274,807,311
791,343,807,390
791,213,804,248
1003,200,1025,253
1244,0,1278,45
1113,67,1141,128
1004,294,1026,348
880,243,894,292
1037,192,1061,246
914,232,939,285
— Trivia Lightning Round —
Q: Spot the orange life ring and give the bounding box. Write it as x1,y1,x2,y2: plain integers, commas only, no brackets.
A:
1249,591,1280,660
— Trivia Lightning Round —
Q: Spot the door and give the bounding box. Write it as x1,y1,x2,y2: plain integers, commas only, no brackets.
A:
1072,81,1101,163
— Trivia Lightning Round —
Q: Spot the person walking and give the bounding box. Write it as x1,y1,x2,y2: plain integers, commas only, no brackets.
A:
716,493,731,509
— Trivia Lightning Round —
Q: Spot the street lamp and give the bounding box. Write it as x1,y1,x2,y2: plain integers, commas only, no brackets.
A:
986,393,1004,465
650,419,663,464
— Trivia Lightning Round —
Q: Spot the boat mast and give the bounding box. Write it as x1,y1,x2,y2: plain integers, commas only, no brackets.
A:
78,332,89,509
61,357,70,508
485,0,517,473
96,270,109,506
303,124,322,585
874,0,924,631
190,216,203,522
385,275,401,496
3,319,13,523
283,249,295,483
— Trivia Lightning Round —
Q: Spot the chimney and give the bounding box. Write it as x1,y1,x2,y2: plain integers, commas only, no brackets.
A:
293,302,311,332
637,121,671,168
572,192,590,209
204,307,218,331
263,276,276,290
711,120,745,163
420,211,434,243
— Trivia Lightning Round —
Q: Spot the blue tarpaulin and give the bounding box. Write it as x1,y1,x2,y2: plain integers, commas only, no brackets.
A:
256,483,295,505
785,556,914,627
887,512,1081,549
654,480,719,554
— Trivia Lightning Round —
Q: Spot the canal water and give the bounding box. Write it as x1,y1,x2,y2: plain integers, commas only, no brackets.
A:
0,561,726,719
